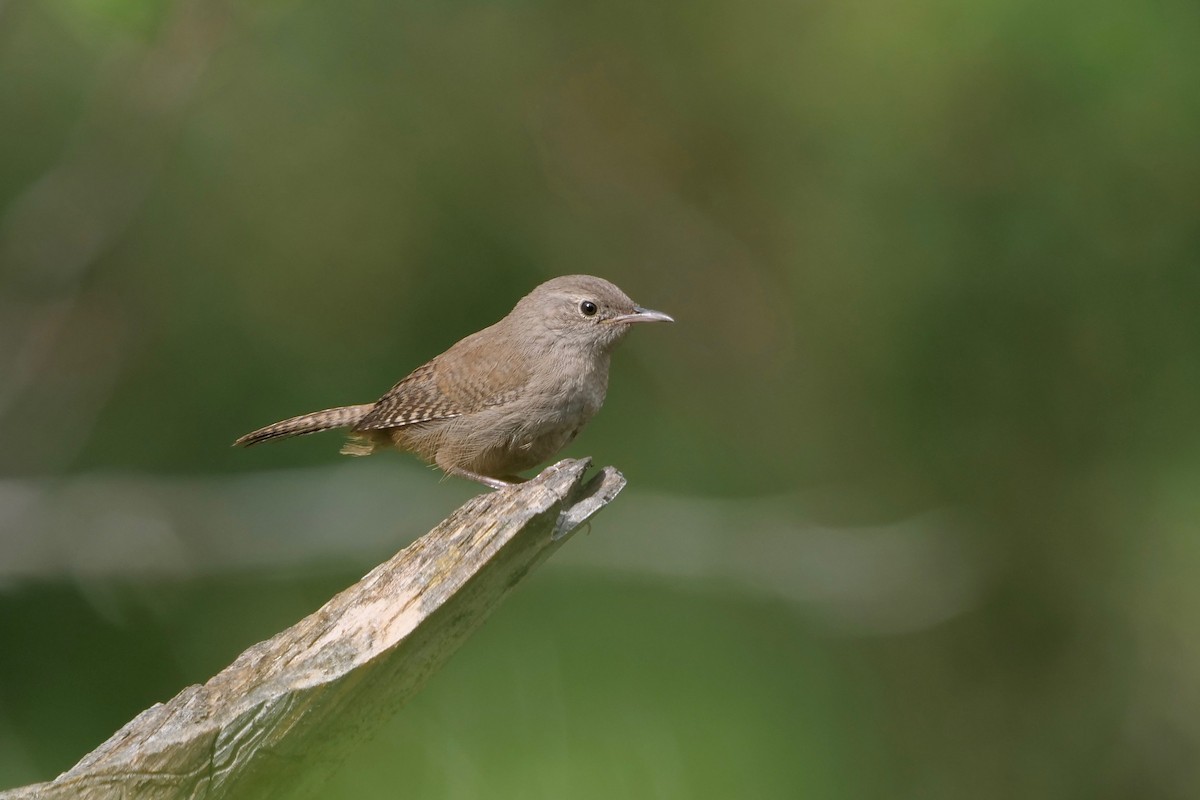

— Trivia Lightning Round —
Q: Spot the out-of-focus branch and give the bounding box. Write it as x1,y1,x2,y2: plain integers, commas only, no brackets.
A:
0,459,624,800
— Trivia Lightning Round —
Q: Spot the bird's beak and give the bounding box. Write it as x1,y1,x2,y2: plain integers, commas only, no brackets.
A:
613,305,675,324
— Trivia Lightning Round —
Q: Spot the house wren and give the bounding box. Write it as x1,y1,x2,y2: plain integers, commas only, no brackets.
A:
234,275,673,489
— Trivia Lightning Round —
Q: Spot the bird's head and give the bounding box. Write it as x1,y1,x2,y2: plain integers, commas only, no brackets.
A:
512,275,674,354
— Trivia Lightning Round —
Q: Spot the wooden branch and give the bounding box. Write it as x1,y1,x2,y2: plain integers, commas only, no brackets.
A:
1,459,624,800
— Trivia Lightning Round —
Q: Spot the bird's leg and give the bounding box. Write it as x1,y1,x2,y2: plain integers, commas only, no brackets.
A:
445,466,518,491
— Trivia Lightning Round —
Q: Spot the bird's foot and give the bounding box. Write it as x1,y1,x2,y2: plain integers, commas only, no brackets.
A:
446,467,519,491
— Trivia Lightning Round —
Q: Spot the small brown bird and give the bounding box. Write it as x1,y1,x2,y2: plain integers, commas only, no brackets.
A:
235,275,673,489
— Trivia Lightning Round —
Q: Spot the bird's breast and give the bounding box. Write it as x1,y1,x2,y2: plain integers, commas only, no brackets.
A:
530,352,609,419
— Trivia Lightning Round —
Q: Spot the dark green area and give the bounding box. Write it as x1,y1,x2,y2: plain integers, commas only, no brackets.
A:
1,0,1198,796
0,572,862,799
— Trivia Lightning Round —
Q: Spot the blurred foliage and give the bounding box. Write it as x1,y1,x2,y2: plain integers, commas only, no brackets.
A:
1,0,1199,796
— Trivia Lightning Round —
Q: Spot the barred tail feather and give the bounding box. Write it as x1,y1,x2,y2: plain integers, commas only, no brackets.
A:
233,404,375,447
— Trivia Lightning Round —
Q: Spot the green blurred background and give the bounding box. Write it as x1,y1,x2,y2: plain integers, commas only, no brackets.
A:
2,0,1199,796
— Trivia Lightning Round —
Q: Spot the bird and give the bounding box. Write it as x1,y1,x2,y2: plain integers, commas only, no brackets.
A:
234,275,673,490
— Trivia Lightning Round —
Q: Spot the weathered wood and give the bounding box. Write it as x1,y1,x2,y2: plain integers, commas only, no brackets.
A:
1,459,624,800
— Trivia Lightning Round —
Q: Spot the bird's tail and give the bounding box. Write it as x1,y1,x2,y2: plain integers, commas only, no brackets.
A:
233,404,375,447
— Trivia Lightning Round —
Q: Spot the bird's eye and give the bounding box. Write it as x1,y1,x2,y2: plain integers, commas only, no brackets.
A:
580,300,598,317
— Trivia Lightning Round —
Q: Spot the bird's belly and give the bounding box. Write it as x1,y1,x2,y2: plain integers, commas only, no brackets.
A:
477,388,602,475
494,417,591,474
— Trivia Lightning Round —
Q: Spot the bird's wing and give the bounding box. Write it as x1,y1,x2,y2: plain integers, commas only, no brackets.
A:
352,334,529,431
